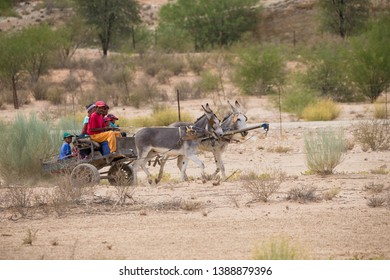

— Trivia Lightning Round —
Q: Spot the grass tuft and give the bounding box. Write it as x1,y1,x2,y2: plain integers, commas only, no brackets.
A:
304,128,345,175
252,236,307,260
301,99,341,121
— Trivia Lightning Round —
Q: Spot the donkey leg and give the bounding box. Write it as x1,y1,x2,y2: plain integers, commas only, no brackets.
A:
156,155,168,184
187,154,206,181
179,157,190,182
176,155,188,181
137,150,156,185
213,151,226,179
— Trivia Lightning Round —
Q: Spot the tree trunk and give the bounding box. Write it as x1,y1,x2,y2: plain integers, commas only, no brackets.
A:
12,75,19,109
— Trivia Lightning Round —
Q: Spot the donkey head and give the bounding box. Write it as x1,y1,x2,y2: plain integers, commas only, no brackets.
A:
225,100,248,137
201,103,224,138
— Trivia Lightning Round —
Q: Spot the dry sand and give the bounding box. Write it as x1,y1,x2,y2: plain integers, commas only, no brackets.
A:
0,96,389,260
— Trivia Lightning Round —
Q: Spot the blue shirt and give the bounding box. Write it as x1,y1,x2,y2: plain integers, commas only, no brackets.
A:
59,142,72,160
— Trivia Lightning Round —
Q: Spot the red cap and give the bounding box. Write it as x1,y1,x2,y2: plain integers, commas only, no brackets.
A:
107,114,118,120
95,101,106,107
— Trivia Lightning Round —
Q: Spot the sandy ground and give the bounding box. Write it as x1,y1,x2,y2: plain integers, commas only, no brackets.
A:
0,96,389,260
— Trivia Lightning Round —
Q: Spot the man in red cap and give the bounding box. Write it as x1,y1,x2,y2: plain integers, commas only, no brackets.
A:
87,101,121,153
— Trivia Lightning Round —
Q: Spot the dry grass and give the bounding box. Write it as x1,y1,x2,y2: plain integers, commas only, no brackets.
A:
286,186,318,203
353,120,390,151
252,236,308,260
242,169,286,203
364,183,385,194
301,99,341,121
322,187,340,201
367,196,386,208
22,229,38,246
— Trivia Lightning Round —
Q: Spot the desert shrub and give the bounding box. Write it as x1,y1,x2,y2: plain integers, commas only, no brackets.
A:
233,45,286,96
353,120,390,151
164,56,186,76
364,183,385,194
373,102,388,119
286,186,318,203
322,187,341,200
301,42,355,102
46,86,65,105
252,236,307,260
22,229,38,245
0,114,59,183
30,80,49,101
198,70,219,94
63,74,80,92
176,80,204,100
138,53,185,77
304,128,345,175
301,99,341,121
180,200,203,211
281,82,318,117
130,78,167,108
242,169,286,202
6,186,34,217
156,69,174,84
187,54,209,74
367,196,386,208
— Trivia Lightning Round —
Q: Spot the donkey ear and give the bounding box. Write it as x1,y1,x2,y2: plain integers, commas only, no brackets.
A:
202,103,212,113
235,100,241,110
227,100,235,110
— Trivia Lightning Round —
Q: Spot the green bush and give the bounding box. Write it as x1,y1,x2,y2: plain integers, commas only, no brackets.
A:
281,82,318,117
0,114,59,183
304,128,345,175
233,45,286,96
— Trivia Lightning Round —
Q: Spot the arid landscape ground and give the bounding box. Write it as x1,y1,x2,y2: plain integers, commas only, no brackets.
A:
0,95,389,260
0,0,389,261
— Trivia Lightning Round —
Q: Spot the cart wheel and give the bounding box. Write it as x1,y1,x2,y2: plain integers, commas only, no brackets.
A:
71,163,100,187
108,163,134,186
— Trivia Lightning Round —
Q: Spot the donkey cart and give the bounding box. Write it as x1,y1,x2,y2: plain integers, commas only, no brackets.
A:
41,137,137,187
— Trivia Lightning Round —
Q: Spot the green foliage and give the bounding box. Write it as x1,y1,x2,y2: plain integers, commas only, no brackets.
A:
198,71,219,94
301,99,341,121
75,0,141,56
281,81,318,117
0,32,27,109
233,45,286,96
22,24,60,83
0,115,59,183
155,23,193,53
0,0,16,17
301,42,355,102
158,0,260,51
318,0,370,38
349,15,390,103
55,15,93,66
0,25,60,109
304,128,345,175
119,25,154,55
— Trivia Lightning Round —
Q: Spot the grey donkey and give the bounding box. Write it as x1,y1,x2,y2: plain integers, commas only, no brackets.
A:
157,100,249,181
133,104,223,185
